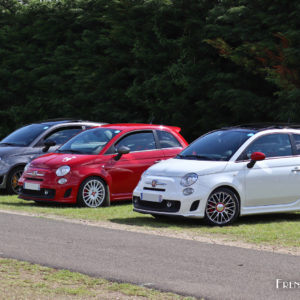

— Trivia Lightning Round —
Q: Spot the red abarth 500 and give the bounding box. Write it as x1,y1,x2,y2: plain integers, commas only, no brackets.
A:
18,124,188,207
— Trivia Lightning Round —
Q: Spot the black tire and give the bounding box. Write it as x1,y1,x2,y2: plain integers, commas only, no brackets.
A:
204,188,239,226
77,177,108,208
7,166,24,194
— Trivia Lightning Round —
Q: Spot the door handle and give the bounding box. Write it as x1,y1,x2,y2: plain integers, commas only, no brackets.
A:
291,167,300,173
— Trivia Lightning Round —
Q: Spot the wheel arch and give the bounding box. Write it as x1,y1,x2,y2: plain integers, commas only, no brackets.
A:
8,163,27,175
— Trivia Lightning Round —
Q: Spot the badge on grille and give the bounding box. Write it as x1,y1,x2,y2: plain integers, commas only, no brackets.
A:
152,180,157,187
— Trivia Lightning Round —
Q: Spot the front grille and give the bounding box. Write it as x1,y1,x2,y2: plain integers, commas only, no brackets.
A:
143,187,165,192
133,196,180,213
25,177,43,182
19,187,55,199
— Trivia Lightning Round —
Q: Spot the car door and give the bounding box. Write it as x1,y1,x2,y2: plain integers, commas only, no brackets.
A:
241,133,300,206
155,129,185,160
105,131,165,199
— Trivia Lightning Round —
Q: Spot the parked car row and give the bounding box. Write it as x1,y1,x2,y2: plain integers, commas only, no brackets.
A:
2,121,300,226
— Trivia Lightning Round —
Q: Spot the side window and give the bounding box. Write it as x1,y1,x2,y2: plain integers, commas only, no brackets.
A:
42,127,82,146
293,134,300,155
156,130,182,148
242,134,292,159
115,132,156,152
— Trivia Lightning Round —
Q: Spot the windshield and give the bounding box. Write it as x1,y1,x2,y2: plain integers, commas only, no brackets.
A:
177,130,257,161
1,124,52,147
57,128,121,154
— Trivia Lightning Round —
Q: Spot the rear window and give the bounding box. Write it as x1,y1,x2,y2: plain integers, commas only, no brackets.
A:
156,130,182,148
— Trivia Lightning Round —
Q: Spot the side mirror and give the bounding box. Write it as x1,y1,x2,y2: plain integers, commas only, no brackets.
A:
114,146,130,161
247,152,266,168
42,139,56,153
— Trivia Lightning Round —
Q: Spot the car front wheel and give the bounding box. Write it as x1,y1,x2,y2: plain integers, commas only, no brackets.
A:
7,166,24,194
77,177,107,208
204,188,239,226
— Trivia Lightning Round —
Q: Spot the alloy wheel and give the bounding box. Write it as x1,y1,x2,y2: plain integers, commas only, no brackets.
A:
205,190,238,225
82,179,105,208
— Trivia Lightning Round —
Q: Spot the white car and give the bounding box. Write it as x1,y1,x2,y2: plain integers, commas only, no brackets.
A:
133,125,300,225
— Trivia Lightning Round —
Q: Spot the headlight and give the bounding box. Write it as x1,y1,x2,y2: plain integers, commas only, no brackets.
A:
56,165,70,177
180,173,198,186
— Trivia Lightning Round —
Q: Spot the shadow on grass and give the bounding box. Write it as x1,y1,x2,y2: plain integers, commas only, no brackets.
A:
110,212,300,229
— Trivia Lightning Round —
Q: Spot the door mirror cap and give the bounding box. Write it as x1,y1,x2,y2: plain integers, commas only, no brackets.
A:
247,152,266,168
117,146,130,155
42,139,56,153
114,146,130,161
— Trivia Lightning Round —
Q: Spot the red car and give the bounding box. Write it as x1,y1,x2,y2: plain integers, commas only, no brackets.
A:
18,124,188,207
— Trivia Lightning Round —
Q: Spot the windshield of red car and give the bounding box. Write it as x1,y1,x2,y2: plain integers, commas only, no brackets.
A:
57,128,121,154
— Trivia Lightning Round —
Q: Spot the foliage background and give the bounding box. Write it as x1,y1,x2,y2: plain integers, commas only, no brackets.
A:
0,0,299,141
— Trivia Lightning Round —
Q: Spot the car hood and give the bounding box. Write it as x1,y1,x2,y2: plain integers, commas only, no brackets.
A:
144,158,228,177
29,153,100,169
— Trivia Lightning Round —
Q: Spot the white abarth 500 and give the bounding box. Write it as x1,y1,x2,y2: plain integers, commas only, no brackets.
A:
133,125,300,225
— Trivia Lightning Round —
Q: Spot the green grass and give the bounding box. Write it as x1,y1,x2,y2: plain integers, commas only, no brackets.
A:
0,258,195,299
1,195,300,248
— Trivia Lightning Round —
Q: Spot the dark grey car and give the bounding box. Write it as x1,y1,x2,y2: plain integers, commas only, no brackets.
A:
0,119,105,194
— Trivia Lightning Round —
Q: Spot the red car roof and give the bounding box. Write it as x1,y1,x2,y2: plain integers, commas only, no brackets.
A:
100,123,181,133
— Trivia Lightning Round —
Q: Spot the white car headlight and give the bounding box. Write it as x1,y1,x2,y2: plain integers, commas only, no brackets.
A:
180,173,198,187
56,165,70,177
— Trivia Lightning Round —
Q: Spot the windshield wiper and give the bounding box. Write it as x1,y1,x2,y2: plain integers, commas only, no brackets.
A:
177,154,213,160
56,149,83,154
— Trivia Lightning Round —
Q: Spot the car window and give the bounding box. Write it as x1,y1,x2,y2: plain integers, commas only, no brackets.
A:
242,134,292,159
293,134,300,154
156,130,182,148
44,127,83,145
115,132,156,152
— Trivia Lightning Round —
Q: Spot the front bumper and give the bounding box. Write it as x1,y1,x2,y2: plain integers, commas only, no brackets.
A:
132,175,210,218
18,167,79,203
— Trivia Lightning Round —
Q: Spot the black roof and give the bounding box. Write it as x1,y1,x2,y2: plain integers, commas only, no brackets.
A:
224,123,300,131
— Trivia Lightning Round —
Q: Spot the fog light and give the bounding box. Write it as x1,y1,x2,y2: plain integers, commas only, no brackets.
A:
183,188,194,196
58,178,68,185
166,201,172,208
